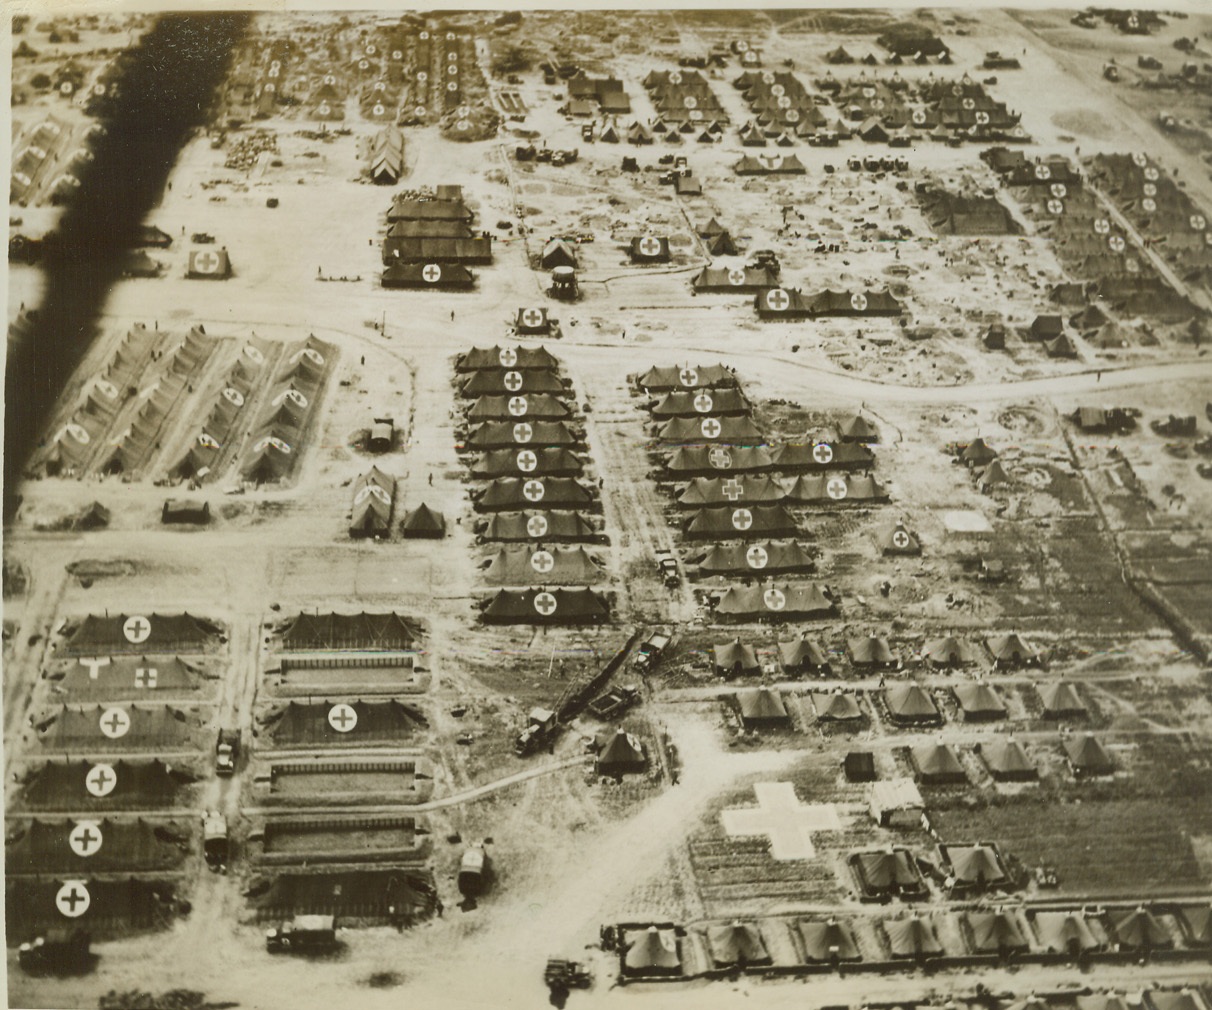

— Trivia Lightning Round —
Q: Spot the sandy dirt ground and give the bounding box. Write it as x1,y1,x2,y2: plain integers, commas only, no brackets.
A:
6,8,1212,1010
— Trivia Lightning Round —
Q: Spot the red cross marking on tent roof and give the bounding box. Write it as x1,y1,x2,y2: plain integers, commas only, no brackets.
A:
764,588,786,610
69,822,103,857
530,550,555,573
504,370,524,392
850,292,868,312
56,882,90,917
508,395,528,416
522,308,544,328
422,263,442,283
123,615,151,643
193,250,221,274
747,545,769,569
722,477,744,501
534,592,558,616
523,479,545,501
766,289,790,311
892,529,911,549
517,450,538,472
732,508,754,531
499,347,518,366
827,476,848,500
639,237,662,257
813,443,834,465
86,764,116,796
135,667,158,689
693,392,713,413
100,708,131,738
328,703,358,732
526,515,548,537
701,417,722,438
513,422,533,443
679,367,699,387
728,268,746,285
709,447,733,469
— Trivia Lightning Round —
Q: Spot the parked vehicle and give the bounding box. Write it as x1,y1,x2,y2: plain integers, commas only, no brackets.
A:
265,915,337,953
216,729,240,776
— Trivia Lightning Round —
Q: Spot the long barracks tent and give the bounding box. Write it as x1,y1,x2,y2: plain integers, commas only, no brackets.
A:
734,153,806,175
693,540,814,578
267,700,427,747
657,415,764,445
715,583,836,620
784,473,886,503
6,877,177,937
19,759,194,811
678,475,785,507
470,447,583,479
457,345,562,372
460,369,566,398
481,587,609,624
480,510,597,543
755,287,902,320
482,546,603,586
769,441,874,472
52,656,205,701
6,818,187,875
60,614,222,657
684,504,797,540
280,612,422,651
382,263,474,290
665,445,775,477
382,237,492,265
636,364,737,392
37,705,196,752
465,421,581,450
474,477,596,512
691,265,778,293
1033,911,1101,954
466,395,572,421
387,198,473,223
387,219,473,238
651,388,751,418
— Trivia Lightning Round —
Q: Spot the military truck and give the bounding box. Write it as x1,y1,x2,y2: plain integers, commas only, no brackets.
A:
216,729,240,776
18,928,91,975
513,706,559,756
203,811,228,871
633,631,672,673
265,915,337,953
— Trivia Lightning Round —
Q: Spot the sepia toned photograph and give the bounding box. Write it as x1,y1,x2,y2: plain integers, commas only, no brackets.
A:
3,2,1212,1008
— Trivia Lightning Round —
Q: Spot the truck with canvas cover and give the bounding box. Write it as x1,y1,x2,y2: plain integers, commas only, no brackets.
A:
633,631,672,672
203,811,228,871
513,706,558,756
265,915,337,953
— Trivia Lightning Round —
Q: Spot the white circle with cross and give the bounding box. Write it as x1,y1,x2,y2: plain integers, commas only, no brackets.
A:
764,588,787,611
827,476,848,500
736,40,749,52
96,380,119,399
86,763,117,798
523,479,545,502
679,367,699,387
420,30,429,39
786,109,800,123
766,288,790,312
193,250,222,274
975,111,990,125
892,529,911,549
770,83,785,97
457,119,470,131
813,443,834,465
683,95,697,109
99,707,130,739
1094,218,1110,235
244,344,264,363
728,268,747,286
503,371,524,392
639,237,662,257
746,544,769,569
1047,199,1064,216
123,615,152,644
65,424,90,444
447,82,459,93
360,60,370,70
693,392,713,413
508,395,528,416
303,347,325,366
199,432,220,450
417,71,428,82
328,703,358,733
534,591,558,616
374,104,385,116
850,292,868,312
1034,163,1051,181
1143,166,1159,182
366,43,376,54
422,263,442,283
777,95,792,110
448,64,458,76
1191,215,1207,232
517,450,538,472
1133,152,1148,167
319,102,331,115
1050,183,1067,199
223,387,244,407
1142,198,1157,213
912,109,927,125
669,71,683,84
526,514,548,538
69,821,104,858
521,308,544,328
513,422,533,443
709,447,733,470
721,477,744,501
499,347,519,367
701,417,722,439
732,508,754,531
530,550,555,574
393,50,402,60
56,881,90,918
457,105,470,118
1109,235,1125,253
1143,182,1157,197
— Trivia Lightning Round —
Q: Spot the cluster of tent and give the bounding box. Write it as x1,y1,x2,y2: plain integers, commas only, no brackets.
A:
382,186,485,289
456,345,608,623
642,69,730,128
242,335,333,485
175,336,272,482
754,286,902,320
11,118,88,206
954,437,1014,493
366,125,404,185
733,70,828,145
919,188,1021,236
564,73,631,116
349,467,396,538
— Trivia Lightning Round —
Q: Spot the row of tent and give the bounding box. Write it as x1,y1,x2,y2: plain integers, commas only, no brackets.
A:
710,632,1042,675
674,473,886,505
382,186,489,288
641,68,730,126
621,912,1211,975
754,287,903,320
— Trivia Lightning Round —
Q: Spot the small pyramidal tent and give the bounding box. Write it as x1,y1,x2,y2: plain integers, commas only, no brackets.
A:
596,729,646,778
401,503,446,538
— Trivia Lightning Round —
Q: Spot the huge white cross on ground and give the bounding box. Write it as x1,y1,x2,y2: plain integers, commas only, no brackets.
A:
721,782,841,860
